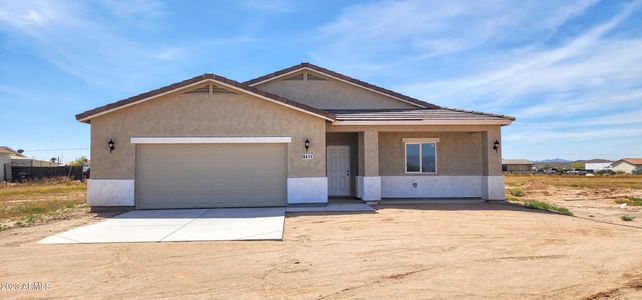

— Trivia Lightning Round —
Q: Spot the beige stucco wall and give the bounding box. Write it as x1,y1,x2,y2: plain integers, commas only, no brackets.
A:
89,88,327,180
611,161,639,174
327,124,503,176
255,71,418,110
379,131,483,176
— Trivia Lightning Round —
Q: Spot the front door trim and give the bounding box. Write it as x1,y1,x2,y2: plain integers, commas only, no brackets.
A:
327,145,351,196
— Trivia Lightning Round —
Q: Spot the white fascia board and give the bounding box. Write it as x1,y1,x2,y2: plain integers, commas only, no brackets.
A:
248,67,427,109
332,119,513,125
130,137,292,144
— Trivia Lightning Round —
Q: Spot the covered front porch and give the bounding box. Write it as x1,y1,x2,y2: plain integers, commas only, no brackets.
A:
325,123,506,203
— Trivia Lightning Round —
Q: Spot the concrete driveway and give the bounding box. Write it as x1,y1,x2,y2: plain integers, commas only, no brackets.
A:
39,207,285,244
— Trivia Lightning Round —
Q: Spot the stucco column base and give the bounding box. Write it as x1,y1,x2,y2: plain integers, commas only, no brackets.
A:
358,176,381,201
482,176,505,201
87,179,135,206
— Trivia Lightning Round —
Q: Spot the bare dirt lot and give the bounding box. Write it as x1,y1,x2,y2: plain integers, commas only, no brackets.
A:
505,175,642,227
2,203,642,299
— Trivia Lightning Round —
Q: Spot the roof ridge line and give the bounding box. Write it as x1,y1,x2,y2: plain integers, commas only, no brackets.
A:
244,62,440,109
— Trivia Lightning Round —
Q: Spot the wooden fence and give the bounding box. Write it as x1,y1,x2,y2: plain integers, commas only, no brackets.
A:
11,166,85,181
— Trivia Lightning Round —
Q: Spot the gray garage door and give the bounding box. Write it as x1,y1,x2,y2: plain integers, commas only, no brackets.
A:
136,143,287,209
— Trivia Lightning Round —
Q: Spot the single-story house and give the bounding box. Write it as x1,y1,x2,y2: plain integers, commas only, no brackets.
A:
76,63,514,210
1,146,26,181
502,159,533,173
585,162,612,172
610,158,642,174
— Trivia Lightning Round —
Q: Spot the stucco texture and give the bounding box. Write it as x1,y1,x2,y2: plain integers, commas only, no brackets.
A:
378,131,483,176
90,86,326,180
256,71,418,110
611,161,641,174
327,124,503,177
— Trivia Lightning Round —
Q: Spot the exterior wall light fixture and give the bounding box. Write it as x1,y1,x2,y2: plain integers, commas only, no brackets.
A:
108,139,115,154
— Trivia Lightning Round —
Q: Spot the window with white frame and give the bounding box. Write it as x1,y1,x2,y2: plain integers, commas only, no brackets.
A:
403,138,438,173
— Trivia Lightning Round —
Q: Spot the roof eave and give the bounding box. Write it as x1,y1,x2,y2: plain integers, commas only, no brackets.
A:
76,74,336,123
331,119,513,126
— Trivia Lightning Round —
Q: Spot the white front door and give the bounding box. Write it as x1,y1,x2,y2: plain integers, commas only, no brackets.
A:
327,145,350,196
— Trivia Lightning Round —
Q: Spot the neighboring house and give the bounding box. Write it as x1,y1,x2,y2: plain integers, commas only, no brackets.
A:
76,62,514,210
0,146,26,181
610,158,642,174
502,159,533,173
585,162,613,172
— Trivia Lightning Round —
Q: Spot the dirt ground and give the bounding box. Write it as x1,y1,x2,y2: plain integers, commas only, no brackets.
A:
506,178,642,227
1,203,642,299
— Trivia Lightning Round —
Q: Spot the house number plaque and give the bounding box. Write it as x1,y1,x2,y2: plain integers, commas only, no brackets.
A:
299,153,314,160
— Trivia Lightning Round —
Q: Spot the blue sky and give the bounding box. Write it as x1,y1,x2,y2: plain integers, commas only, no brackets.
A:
1,0,641,162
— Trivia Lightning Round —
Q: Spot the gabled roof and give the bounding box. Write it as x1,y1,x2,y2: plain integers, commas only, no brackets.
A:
615,158,642,165
76,74,336,122
244,62,440,109
502,159,533,165
0,146,26,158
328,109,513,125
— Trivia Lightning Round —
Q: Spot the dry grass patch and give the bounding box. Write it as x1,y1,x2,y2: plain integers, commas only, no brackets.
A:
615,196,642,206
0,179,87,229
505,174,642,189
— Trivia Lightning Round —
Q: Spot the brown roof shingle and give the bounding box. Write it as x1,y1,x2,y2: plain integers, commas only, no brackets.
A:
621,158,642,165
328,108,514,122
76,74,336,122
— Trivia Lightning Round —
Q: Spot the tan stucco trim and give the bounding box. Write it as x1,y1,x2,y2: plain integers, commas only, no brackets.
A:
332,119,513,125
402,138,440,143
249,67,428,109
78,78,334,122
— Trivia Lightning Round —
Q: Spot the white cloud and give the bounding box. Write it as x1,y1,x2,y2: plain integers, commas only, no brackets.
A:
0,0,180,87
311,0,597,73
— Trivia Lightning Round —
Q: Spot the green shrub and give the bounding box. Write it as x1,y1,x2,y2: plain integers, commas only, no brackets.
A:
505,194,519,201
621,215,636,222
510,188,525,197
523,200,573,216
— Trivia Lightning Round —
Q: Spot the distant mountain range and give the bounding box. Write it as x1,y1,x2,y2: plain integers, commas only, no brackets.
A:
533,158,572,163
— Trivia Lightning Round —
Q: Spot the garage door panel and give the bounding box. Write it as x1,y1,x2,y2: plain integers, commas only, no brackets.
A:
136,143,286,209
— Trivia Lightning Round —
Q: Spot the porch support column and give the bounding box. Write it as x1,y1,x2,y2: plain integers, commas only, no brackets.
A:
481,127,505,200
358,130,381,202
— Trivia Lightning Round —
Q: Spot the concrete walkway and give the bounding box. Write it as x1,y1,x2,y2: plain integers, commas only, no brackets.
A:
39,207,285,244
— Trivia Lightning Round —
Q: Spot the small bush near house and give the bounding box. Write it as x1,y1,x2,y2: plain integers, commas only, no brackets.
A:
523,200,573,216
510,188,526,197
621,215,636,222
